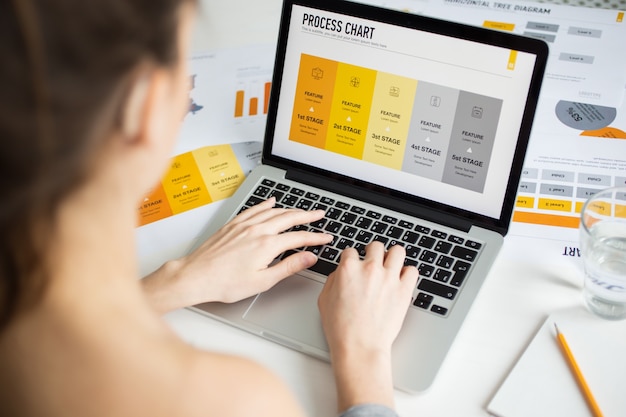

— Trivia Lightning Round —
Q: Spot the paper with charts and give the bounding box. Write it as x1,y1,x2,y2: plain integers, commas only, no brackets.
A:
137,141,261,227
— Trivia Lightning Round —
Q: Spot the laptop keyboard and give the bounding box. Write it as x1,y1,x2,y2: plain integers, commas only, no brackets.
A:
237,177,484,318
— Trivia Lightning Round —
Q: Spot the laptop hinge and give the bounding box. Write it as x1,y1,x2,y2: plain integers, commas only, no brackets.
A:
285,168,474,233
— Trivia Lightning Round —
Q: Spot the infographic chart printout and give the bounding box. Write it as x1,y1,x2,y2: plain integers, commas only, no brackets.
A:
358,0,626,106
509,132,626,242
289,54,502,193
174,47,275,157
137,142,261,227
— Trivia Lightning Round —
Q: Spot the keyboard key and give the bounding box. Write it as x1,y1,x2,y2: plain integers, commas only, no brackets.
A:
451,261,471,287
451,246,478,262
253,186,271,197
324,221,342,234
431,230,447,239
261,179,276,187
355,216,373,229
351,206,366,214
320,247,339,262
402,230,420,244
405,245,420,259
387,240,403,249
335,201,350,210
399,220,414,229
433,268,452,283
372,235,389,245
453,260,471,274
366,210,382,219
418,236,436,249
309,259,337,275
418,279,458,300
291,188,305,196
355,230,373,243
305,192,320,200
336,238,354,249
451,272,467,287
448,235,465,244
296,199,313,210
386,226,403,239
431,305,448,316
305,245,323,256
434,241,453,254
244,195,264,207
312,203,328,211
436,255,454,269
413,293,433,309
281,194,298,206
276,183,290,191
326,207,342,220
465,240,482,250
354,243,367,257
418,264,435,277
419,250,437,264
415,225,431,234
268,190,285,201
340,226,357,239
320,196,335,205
371,221,388,234
382,215,398,224
340,212,357,225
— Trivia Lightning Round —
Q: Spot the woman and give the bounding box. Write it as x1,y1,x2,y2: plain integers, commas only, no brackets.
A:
0,1,418,416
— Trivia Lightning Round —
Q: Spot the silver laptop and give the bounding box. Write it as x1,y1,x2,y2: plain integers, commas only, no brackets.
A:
188,0,547,393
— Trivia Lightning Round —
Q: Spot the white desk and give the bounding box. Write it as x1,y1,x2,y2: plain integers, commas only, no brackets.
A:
137,1,623,416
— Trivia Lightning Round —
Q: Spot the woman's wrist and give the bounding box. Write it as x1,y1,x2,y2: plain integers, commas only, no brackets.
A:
331,346,395,412
141,259,187,314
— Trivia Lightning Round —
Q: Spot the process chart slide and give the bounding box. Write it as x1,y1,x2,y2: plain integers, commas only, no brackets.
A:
289,54,502,193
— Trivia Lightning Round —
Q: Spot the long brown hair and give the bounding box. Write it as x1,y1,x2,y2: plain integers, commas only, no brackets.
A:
0,0,196,329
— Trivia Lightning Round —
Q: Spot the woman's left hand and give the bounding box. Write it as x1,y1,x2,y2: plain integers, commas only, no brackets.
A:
142,198,333,314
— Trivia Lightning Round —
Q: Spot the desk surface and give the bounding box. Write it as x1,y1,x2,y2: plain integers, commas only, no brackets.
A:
139,1,626,416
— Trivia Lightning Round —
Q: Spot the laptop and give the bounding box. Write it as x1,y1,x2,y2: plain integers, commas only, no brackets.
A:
188,0,547,393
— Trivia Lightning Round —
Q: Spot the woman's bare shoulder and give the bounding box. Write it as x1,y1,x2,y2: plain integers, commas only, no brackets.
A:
0,305,306,417
179,348,307,417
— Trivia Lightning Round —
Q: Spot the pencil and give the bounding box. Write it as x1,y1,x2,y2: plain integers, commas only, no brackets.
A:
554,323,604,417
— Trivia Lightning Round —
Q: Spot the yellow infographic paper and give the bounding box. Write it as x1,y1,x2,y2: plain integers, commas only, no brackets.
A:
137,141,261,226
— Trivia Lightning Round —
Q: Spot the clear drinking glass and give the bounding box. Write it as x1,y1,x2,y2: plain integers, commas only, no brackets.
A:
580,186,626,320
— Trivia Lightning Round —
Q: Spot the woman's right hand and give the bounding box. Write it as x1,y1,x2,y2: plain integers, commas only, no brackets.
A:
318,242,418,411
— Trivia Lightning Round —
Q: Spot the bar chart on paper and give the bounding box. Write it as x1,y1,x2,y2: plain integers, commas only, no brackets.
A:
233,67,272,120
175,45,276,151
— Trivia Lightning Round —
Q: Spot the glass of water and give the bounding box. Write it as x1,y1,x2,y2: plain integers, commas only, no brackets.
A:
580,186,626,320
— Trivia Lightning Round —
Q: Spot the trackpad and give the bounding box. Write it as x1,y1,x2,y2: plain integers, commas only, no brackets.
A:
243,275,329,352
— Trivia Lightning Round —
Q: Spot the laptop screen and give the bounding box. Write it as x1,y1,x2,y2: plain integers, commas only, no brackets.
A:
268,0,546,226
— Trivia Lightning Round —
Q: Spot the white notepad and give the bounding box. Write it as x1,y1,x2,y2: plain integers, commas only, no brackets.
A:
488,306,626,417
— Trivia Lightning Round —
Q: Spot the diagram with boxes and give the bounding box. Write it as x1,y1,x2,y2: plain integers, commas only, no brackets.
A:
289,54,502,194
